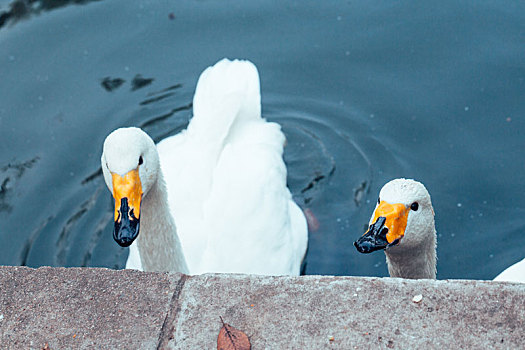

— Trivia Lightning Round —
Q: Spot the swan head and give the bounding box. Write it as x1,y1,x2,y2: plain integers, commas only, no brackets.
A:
354,178,435,254
101,127,160,247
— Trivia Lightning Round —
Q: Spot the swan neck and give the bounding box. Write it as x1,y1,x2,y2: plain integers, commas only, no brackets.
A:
137,172,189,273
385,230,436,279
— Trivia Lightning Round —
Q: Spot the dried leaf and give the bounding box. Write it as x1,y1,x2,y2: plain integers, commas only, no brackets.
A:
217,317,251,350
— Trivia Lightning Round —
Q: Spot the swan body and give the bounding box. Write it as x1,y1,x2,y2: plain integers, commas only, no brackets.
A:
354,179,437,279
102,58,308,275
494,258,525,283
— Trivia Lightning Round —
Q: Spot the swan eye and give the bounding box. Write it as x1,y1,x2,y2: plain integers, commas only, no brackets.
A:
377,197,380,204
410,202,419,211
138,156,143,165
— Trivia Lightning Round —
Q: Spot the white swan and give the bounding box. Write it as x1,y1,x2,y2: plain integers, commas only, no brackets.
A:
101,58,308,275
354,178,525,283
354,178,437,279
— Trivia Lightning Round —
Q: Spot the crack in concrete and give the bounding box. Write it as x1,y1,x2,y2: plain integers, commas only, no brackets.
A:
156,274,189,349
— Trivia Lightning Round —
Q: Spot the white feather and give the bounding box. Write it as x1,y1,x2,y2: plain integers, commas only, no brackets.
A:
365,178,525,283
494,258,525,283
103,58,307,275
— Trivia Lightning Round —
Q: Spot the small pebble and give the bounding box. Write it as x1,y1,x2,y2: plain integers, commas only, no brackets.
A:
412,294,423,303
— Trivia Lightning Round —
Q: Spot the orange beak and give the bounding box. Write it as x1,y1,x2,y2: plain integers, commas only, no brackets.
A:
371,201,409,244
354,201,409,254
111,169,143,247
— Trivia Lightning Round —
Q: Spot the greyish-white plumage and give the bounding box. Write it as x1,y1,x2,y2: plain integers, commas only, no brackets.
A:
355,178,437,279
355,178,525,283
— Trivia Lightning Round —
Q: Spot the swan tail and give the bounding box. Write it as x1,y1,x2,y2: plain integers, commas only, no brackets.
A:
188,58,261,145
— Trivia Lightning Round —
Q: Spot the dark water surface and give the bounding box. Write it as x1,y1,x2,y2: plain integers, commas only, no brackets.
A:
1,0,524,279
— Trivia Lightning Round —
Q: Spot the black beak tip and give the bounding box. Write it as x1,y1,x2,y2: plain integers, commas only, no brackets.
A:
354,216,391,254
353,239,366,253
354,237,378,254
115,236,135,247
113,197,140,248
113,218,140,248
354,242,363,253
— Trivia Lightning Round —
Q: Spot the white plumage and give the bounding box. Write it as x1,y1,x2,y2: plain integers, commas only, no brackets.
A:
494,258,525,283
102,58,308,275
357,178,437,279
357,178,525,283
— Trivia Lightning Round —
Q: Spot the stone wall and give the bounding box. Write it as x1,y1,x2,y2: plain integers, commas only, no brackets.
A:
0,266,523,349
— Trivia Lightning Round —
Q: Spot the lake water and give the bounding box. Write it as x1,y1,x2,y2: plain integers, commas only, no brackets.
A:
1,0,524,279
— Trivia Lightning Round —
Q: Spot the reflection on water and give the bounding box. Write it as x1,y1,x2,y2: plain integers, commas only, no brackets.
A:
0,0,100,28
100,77,124,92
0,157,39,213
1,0,524,279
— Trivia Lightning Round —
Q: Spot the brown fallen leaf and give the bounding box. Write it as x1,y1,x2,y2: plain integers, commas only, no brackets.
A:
217,316,251,350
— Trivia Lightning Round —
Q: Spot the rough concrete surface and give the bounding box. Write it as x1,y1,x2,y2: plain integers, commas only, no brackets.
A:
0,267,524,349
168,274,525,349
0,266,182,349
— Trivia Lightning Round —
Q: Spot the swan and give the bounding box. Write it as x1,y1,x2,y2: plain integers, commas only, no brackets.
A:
354,178,525,283
354,178,437,279
101,58,308,275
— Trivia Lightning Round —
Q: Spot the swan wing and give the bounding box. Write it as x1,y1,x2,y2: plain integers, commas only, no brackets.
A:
158,58,261,219
156,59,307,275
197,121,308,275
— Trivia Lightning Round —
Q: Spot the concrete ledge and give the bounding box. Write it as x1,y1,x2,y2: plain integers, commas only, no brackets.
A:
0,267,181,348
0,267,524,349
